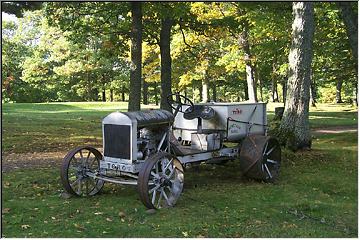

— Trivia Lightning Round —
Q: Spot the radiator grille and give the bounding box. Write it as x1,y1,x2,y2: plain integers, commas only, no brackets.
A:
104,124,131,159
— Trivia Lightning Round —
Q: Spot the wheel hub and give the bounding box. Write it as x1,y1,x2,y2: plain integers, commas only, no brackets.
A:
160,177,172,187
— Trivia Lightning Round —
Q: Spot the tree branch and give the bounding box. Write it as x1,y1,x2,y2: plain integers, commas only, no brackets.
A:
179,21,198,58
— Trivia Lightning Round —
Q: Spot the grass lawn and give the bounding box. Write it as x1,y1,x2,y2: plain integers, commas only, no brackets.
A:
1,101,358,237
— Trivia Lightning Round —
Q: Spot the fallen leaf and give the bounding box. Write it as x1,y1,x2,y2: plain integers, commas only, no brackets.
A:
2,208,10,214
120,218,125,223
182,231,189,237
94,212,103,215
118,211,126,218
74,223,85,230
106,218,112,222
21,225,30,230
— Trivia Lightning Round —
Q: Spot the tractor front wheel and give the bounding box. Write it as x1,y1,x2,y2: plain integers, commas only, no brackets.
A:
138,152,184,209
60,146,104,196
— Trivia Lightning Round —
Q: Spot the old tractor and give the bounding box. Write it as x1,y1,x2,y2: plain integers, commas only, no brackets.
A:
60,93,281,209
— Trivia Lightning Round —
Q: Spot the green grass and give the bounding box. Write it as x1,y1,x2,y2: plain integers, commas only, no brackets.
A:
2,102,157,154
2,101,358,237
266,102,357,128
2,131,357,237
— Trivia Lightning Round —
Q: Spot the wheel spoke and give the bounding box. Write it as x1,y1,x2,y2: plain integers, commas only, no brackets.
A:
151,189,157,204
72,156,80,164
163,159,174,172
151,171,160,179
267,159,277,164
69,165,80,171
162,189,171,206
85,178,89,194
266,146,276,155
264,164,272,178
87,178,97,191
262,142,269,155
85,151,91,166
79,150,85,165
166,167,176,179
149,184,161,194
77,178,82,195
88,156,97,169
70,178,80,188
157,189,163,208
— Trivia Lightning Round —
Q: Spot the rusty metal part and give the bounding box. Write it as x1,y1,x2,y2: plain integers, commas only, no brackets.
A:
61,146,104,196
239,135,281,182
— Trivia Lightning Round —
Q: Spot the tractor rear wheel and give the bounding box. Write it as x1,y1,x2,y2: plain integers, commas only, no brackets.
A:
138,152,184,209
239,135,281,182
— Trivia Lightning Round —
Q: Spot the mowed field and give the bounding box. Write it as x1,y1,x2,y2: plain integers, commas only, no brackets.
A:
1,102,358,237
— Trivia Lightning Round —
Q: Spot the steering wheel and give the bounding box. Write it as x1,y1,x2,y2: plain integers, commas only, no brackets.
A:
167,93,194,113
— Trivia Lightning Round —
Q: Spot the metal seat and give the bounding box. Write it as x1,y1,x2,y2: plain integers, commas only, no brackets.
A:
183,105,215,120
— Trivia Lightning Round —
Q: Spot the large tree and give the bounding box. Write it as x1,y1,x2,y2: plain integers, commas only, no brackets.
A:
278,2,315,151
159,17,173,111
128,2,143,111
336,2,357,64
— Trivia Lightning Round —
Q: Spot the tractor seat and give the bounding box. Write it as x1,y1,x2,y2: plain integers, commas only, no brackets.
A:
184,105,215,120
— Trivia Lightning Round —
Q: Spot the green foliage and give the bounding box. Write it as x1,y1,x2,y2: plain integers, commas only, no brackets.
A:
1,2,358,103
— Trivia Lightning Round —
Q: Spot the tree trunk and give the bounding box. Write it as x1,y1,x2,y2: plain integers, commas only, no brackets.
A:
271,57,279,102
310,79,317,107
87,72,91,101
110,89,114,102
238,20,257,102
102,90,106,102
159,17,173,112
353,82,358,106
282,76,287,104
142,78,148,105
255,64,263,102
272,79,279,102
336,2,358,64
128,2,142,111
212,83,217,102
121,85,126,102
243,80,249,101
279,2,315,151
336,79,343,103
154,84,159,105
199,82,203,102
201,78,209,103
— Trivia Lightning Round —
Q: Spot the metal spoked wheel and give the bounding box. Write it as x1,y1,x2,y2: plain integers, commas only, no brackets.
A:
61,146,104,196
239,136,281,182
138,152,184,209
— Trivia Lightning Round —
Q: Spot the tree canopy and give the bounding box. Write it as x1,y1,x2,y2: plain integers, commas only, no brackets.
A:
2,2,357,105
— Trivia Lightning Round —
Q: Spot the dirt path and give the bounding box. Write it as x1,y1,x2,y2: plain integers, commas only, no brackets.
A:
2,126,357,172
312,125,358,134
2,148,103,173
2,151,66,173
